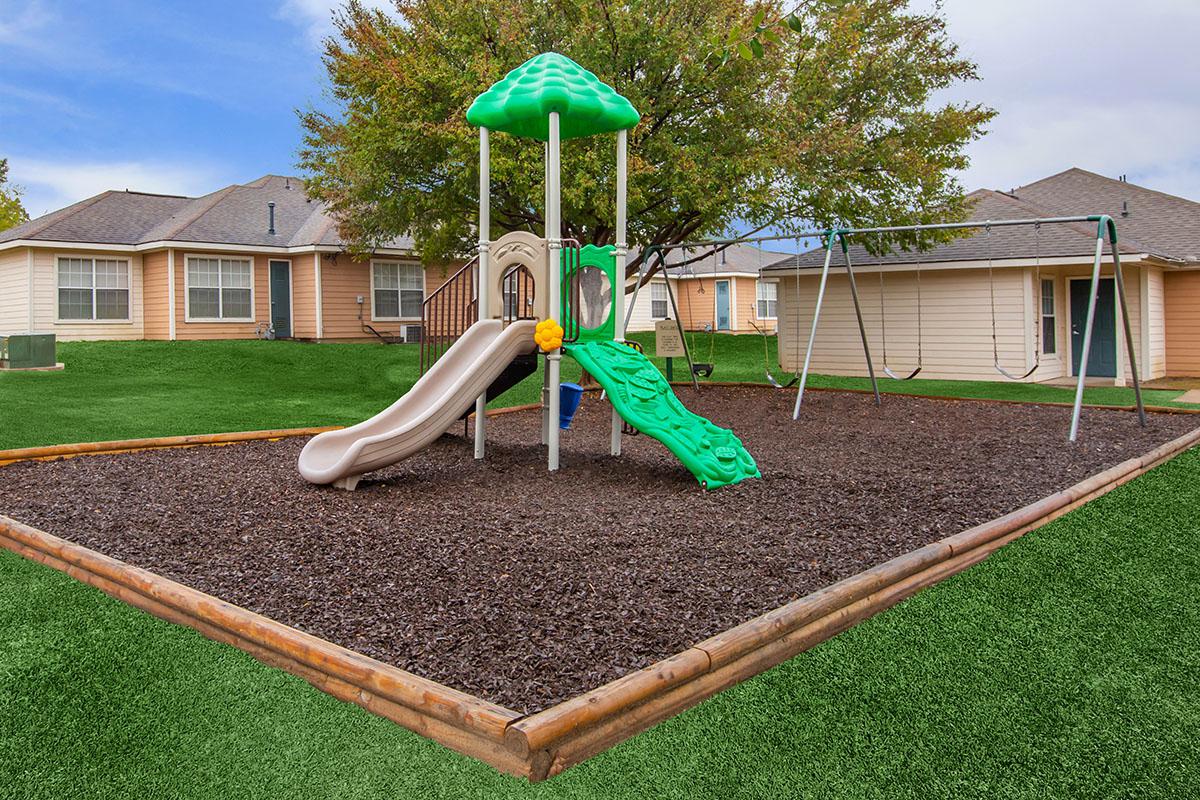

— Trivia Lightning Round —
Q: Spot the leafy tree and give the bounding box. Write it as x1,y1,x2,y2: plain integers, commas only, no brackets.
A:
300,0,994,278
0,159,30,233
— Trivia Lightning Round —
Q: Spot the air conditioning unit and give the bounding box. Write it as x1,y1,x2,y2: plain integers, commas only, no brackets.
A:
403,324,423,344
0,333,56,369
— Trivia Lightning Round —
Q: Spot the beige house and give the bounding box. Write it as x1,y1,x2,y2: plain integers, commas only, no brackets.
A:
763,169,1200,385
626,243,788,335
0,175,453,343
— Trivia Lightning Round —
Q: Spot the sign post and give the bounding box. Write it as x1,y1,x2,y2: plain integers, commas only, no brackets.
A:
655,319,686,382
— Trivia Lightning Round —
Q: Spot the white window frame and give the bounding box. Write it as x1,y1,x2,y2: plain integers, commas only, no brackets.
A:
370,259,425,321
1040,277,1056,355
184,254,256,323
54,254,132,324
756,279,778,320
650,281,669,319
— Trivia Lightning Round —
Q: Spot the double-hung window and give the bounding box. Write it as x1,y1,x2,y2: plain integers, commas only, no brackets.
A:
1041,279,1056,354
650,282,669,319
187,257,253,320
373,261,424,319
57,257,130,321
756,280,778,319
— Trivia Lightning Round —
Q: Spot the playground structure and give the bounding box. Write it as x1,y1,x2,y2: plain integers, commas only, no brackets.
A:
632,214,1148,442
298,53,759,490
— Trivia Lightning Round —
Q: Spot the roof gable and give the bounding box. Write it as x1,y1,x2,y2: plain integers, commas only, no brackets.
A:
0,174,412,252
1013,168,1200,262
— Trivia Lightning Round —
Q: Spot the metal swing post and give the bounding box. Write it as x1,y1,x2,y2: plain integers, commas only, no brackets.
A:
792,230,837,419
840,232,881,406
1068,229,1106,442
1107,216,1146,427
1069,215,1145,442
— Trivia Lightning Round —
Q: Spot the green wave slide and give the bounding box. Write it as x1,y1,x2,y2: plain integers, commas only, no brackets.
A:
566,340,760,490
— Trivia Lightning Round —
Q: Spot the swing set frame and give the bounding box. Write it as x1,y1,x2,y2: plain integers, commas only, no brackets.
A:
630,214,1146,442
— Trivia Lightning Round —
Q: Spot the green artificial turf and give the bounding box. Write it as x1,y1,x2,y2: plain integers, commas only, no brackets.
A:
0,336,1189,451
2,442,1197,798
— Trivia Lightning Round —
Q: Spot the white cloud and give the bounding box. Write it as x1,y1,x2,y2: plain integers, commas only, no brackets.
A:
0,0,54,43
932,0,1200,199
7,158,224,218
277,0,392,48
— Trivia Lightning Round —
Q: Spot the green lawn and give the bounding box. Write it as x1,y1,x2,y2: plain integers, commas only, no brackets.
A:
1,337,1198,798
0,335,1189,450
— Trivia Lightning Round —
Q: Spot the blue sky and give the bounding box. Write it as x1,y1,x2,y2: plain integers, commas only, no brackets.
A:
2,0,1199,220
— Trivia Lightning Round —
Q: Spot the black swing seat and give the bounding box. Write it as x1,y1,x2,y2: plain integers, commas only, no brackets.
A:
692,362,714,378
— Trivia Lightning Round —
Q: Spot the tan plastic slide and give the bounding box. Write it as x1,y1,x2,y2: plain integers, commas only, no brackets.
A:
298,318,538,489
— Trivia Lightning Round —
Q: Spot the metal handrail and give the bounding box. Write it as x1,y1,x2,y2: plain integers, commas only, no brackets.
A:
419,255,479,374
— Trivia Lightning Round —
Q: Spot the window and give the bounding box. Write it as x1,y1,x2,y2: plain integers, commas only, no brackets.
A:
57,257,130,321
502,266,535,320
187,257,253,320
756,280,778,319
1040,278,1056,354
651,282,669,319
373,261,423,319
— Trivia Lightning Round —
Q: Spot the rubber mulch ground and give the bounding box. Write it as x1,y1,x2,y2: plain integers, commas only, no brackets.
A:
0,387,1194,712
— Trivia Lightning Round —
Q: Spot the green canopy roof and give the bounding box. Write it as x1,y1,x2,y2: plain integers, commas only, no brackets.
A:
466,53,639,141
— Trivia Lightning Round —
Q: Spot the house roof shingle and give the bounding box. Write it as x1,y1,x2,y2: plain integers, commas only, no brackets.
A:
764,168,1200,273
0,175,414,252
631,242,790,278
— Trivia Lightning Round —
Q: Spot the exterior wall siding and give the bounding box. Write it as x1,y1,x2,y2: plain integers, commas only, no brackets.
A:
1165,269,1200,376
1146,266,1166,378
777,266,1034,382
174,252,270,340
0,248,29,333
625,277,674,332
775,261,1158,384
30,247,144,340
141,250,170,340
625,275,776,335
290,253,317,339
316,257,435,341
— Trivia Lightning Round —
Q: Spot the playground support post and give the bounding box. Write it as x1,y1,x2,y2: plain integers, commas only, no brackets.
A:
547,111,562,471
611,129,628,456
1069,216,1146,441
474,127,490,460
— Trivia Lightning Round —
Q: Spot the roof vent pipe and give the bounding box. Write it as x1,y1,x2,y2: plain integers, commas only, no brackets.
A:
268,201,276,235
1121,200,1131,218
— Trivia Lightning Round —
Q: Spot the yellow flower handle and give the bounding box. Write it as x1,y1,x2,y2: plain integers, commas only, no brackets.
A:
534,318,565,352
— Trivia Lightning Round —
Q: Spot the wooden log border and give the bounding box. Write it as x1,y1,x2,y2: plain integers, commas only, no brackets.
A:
0,413,1197,781
0,402,543,466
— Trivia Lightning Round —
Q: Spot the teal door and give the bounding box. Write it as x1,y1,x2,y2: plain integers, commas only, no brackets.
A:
714,280,731,331
269,260,291,338
1070,278,1116,377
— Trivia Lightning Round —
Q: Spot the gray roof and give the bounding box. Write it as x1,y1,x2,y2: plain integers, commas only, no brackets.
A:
764,168,1200,272
0,175,413,252
631,242,791,277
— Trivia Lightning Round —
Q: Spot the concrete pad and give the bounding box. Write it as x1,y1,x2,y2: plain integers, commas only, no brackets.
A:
1173,389,1200,404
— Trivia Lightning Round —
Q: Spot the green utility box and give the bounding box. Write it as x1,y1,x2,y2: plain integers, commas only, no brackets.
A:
0,334,57,369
